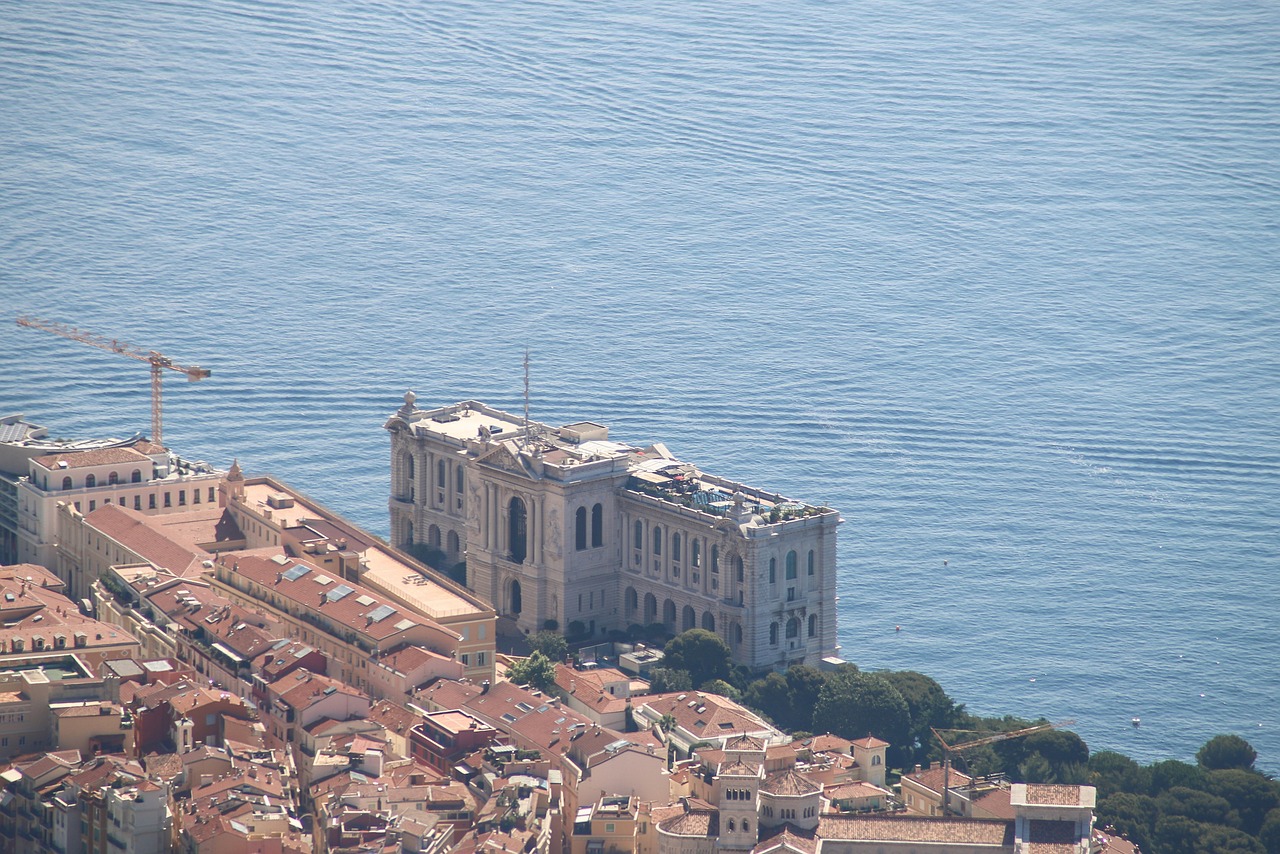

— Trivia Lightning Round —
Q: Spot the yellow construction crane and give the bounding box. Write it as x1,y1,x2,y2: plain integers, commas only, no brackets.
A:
17,315,211,449
930,719,1074,817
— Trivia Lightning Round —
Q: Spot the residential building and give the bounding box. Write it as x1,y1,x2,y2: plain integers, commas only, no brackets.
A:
2,415,223,572
386,396,842,669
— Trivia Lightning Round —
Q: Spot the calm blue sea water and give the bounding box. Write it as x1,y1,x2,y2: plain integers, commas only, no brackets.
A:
2,0,1277,772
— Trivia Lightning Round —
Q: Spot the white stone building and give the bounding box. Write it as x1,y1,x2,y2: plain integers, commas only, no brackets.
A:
2,416,224,573
386,395,841,670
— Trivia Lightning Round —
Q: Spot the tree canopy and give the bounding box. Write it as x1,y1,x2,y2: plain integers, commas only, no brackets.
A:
663,629,731,687
505,651,557,692
811,670,910,749
527,631,568,662
648,667,693,694
1199,735,1259,771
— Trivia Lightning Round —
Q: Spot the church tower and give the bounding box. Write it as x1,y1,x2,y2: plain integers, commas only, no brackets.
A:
716,735,766,851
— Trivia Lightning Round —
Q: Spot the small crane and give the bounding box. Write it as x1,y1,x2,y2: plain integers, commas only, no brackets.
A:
17,315,211,449
930,719,1074,817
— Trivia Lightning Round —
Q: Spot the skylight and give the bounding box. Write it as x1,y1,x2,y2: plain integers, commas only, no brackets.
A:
366,604,396,623
325,584,355,602
282,564,310,581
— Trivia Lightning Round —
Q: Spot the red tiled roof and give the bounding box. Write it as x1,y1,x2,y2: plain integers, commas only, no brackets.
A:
87,504,202,575
816,815,1013,845
33,446,150,470
761,768,821,796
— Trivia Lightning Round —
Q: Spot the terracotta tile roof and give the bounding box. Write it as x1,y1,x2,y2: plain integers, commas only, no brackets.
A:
416,678,484,710
378,643,451,674
87,504,202,574
753,826,819,854
223,553,450,644
367,700,419,735
270,669,370,710
816,815,1014,845
824,780,889,800
1024,783,1087,806
718,759,763,777
849,735,889,749
972,787,1014,820
640,690,775,741
725,733,766,751
762,768,822,796
33,446,151,470
902,765,971,795
657,803,720,838
142,752,184,782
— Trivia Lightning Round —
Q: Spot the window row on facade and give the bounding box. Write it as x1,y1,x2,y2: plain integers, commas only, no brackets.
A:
52,485,217,515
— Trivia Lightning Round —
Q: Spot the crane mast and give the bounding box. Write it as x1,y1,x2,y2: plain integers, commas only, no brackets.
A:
16,315,211,449
930,720,1074,817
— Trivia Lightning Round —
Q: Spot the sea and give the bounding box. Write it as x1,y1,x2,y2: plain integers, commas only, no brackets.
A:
1,0,1276,773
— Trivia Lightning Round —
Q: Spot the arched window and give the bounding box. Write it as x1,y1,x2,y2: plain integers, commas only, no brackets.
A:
634,520,643,550
808,614,818,637
786,550,797,580
682,605,695,631
743,820,750,832
625,587,638,615
85,474,96,488
61,476,72,491
591,503,603,547
575,507,587,551
644,593,657,622
768,558,776,584
807,549,815,575
727,819,735,832
108,471,119,485
455,466,464,494
508,497,528,563
692,539,701,567
872,754,882,765
770,623,779,645
653,526,662,555
447,530,460,557
437,460,446,490
131,469,142,483
711,546,719,574
786,617,800,639
406,455,414,481
733,623,743,645
429,524,441,548
733,555,743,582
672,533,681,561
702,612,715,633
663,599,676,625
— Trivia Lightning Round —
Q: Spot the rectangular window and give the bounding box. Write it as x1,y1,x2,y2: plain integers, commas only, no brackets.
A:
149,494,156,509
134,495,141,510
74,502,81,512
477,652,487,666
164,492,171,507
194,489,201,504
460,653,470,666
89,500,96,511
787,587,796,602
208,487,215,502
178,490,186,505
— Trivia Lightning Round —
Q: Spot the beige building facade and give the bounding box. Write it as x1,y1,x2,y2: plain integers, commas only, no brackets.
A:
386,396,841,670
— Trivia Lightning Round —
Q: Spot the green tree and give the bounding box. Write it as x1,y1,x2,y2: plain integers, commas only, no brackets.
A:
648,668,693,694
663,630,731,688
506,651,557,692
528,631,568,662
1157,786,1239,828
878,670,957,761
1150,759,1208,795
1198,735,1259,771
812,671,910,755
744,673,794,729
1206,769,1280,836
785,665,829,733
1096,792,1160,851
1089,751,1152,800
1258,807,1280,854
1154,814,1205,854
1197,825,1266,854
700,679,741,701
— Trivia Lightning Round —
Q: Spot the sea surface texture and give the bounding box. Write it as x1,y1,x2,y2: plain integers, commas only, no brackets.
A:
1,0,1276,771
